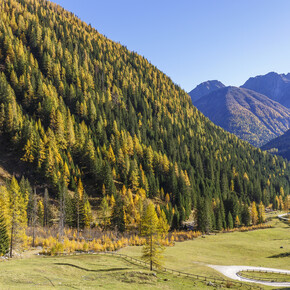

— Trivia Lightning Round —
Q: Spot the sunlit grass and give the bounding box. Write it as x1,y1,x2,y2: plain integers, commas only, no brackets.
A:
120,217,290,280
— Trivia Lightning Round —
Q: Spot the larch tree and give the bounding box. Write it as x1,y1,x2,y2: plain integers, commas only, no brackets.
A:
31,189,38,247
141,202,165,271
250,202,258,225
258,201,266,224
74,179,84,237
8,177,27,257
0,214,9,256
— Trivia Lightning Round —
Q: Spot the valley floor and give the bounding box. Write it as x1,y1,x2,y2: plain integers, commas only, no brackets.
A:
0,214,289,289
119,215,290,287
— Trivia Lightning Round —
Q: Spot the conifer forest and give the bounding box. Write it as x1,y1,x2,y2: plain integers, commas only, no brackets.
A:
0,0,289,260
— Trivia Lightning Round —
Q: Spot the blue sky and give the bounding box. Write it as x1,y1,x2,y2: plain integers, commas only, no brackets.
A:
52,0,290,91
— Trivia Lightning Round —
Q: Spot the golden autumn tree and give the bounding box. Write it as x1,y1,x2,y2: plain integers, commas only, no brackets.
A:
8,177,28,257
250,201,258,225
258,201,266,224
141,202,166,271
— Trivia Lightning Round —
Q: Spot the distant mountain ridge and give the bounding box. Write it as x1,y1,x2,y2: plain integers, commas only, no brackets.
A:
241,72,290,108
194,86,290,147
188,80,225,103
261,129,290,160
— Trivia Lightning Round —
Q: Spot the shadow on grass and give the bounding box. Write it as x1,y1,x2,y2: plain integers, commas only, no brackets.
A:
268,252,290,258
54,263,130,272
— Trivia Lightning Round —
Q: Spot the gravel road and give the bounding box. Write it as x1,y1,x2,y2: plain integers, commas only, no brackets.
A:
208,265,290,287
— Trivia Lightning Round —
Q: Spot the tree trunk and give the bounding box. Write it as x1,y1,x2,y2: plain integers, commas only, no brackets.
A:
77,200,80,239
150,232,153,271
32,225,35,247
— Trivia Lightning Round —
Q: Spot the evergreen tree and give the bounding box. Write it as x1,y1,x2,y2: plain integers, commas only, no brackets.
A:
227,211,233,229
197,197,212,233
0,0,289,236
100,196,110,230
241,204,251,226
111,194,125,232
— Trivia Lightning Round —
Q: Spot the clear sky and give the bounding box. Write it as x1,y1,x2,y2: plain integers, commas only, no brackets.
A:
52,0,290,92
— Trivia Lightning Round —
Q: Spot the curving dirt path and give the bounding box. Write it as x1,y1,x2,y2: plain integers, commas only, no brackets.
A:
278,213,290,222
208,265,290,287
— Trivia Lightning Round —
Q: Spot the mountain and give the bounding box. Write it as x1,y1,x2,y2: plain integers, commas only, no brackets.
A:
262,129,290,160
241,72,290,108
188,80,225,103
0,0,289,231
194,86,290,147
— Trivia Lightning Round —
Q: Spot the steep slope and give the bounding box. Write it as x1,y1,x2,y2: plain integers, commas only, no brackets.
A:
241,72,290,108
188,80,225,103
194,87,290,147
262,129,290,160
0,0,289,230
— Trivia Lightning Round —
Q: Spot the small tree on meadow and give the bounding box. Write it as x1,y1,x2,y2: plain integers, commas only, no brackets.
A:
141,202,167,271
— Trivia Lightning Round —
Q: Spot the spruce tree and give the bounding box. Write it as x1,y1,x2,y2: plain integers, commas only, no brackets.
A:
111,194,125,232
227,212,233,229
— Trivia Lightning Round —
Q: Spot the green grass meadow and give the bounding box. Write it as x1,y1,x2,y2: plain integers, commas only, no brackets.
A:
120,218,290,279
0,254,213,289
0,216,288,289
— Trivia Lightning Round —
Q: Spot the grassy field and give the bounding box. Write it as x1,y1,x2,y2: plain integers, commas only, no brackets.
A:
0,215,288,289
0,253,218,289
238,271,290,283
119,217,290,280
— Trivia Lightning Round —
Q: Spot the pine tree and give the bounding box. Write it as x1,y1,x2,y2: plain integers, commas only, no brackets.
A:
100,196,110,230
241,204,251,226
0,214,9,256
141,202,164,271
197,197,212,233
227,211,233,229
111,194,125,232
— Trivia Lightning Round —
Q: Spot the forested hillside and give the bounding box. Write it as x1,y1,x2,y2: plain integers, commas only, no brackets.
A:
262,129,290,160
194,86,290,147
0,0,289,233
